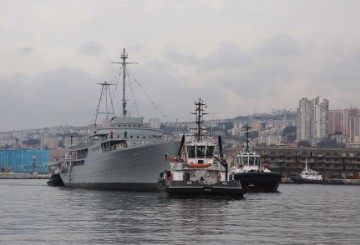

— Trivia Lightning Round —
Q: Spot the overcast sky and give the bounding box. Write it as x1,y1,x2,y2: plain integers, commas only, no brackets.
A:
1,0,360,132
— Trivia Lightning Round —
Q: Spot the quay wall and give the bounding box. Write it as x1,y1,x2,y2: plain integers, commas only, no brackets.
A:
226,146,360,179
0,173,51,179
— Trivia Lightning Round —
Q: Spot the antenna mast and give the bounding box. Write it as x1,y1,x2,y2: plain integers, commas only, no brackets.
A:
112,49,137,117
191,98,208,141
243,124,252,152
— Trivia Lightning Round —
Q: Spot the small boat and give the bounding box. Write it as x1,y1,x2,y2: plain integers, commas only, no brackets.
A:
291,160,324,184
229,125,282,192
47,170,65,187
158,99,245,198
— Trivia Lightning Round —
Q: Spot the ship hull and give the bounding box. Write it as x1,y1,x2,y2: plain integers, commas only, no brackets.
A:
290,176,324,184
164,180,245,198
233,172,282,192
60,141,179,191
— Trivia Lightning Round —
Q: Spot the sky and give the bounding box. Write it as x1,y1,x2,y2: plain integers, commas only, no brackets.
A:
1,0,360,132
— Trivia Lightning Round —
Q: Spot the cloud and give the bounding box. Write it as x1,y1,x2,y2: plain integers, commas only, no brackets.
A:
79,42,103,56
199,42,251,71
0,67,97,131
18,46,35,55
257,34,302,57
1,0,360,131
164,47,197,65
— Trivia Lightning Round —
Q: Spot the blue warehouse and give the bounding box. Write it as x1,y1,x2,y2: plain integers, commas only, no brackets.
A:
0,150,48,174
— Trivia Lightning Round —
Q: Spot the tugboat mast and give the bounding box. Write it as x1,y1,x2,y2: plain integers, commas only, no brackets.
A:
243,124,252,152
191,98,208,141
112,49,137,117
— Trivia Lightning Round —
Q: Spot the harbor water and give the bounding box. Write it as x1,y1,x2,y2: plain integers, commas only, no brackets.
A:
0,179,359,244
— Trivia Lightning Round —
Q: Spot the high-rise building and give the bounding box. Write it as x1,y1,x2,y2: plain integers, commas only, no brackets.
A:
296,98,312,141
343,107,359,137
348,114,360,143
313,96,329,142
328,110,343,135
296,96,329,144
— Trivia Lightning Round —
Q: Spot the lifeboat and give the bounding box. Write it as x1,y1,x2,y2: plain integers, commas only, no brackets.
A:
188,162,212,168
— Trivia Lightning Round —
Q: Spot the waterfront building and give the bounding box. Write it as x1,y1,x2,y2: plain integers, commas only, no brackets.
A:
0,149,48,174
253,146,360,179
41,136,60,150
149,117,161,129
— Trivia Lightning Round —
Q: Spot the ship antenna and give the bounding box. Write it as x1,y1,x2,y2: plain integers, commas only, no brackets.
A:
191,98,208,141
243,124,251,152
112,49,138,117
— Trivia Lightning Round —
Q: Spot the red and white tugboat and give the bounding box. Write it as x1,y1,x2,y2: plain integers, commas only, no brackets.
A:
158,99,245,198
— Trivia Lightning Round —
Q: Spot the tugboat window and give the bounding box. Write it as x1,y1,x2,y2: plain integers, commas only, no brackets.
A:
187,146,195,158
197,146,206,158
206,146,215,158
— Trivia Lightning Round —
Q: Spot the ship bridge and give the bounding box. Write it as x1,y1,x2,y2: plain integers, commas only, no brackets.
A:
111,116,143,127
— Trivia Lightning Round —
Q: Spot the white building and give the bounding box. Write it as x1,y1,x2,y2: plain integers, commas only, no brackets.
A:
149,118,161,129
296,96,329,144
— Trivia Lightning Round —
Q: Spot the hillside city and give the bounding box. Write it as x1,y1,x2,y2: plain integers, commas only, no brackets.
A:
1,96,359,163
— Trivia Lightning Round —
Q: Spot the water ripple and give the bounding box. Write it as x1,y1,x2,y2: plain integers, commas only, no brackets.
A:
0,180,360,244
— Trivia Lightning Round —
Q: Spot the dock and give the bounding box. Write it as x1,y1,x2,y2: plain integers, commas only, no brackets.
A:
0,173,51,179
227,146,360,179
281,177,360,185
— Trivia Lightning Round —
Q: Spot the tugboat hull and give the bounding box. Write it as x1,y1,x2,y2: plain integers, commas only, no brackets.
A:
233,173,282,192
165,180,245,198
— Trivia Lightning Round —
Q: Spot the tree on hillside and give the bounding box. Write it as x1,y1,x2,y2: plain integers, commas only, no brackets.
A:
282,126,296,143
23,139,41,146
298,140,311,147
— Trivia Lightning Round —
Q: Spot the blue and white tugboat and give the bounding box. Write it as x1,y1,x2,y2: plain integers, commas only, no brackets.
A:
158,99,245,198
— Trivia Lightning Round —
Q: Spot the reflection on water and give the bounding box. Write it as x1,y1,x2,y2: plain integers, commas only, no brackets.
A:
0,179,359,244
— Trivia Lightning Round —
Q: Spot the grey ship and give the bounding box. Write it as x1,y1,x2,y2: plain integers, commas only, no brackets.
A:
59,49,179,191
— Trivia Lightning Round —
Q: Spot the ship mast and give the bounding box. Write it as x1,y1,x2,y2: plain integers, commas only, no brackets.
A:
112,49,137,117
94,81,115,127
243,124,251,153
191,98,208,141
